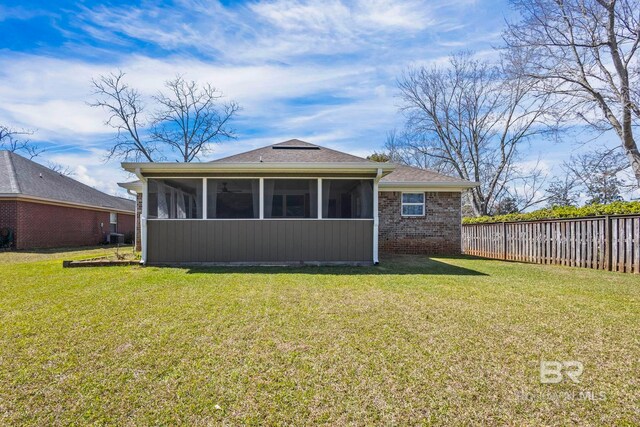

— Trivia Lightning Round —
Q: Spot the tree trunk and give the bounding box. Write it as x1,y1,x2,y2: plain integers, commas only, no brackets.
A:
625,145,640,187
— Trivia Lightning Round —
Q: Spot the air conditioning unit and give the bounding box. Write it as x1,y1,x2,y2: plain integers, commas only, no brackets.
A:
108,233,124,244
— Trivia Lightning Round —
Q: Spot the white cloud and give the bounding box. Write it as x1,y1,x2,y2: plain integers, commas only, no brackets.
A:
3,101,110,138
0,0,520,196
74,0,466,62
0,5,45,22
250,0,433,33
0,53,374,141
43,148,134,198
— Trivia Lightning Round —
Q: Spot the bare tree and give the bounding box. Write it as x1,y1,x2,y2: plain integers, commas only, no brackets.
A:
500,164,550,211
90,72,240,163
504,0,640,186
492,196,520,215
545,175,580,206
0,125,43,159
396,52,554,216
366,152,391,162
564,146,632,203
151,76,240,162
383,129,453,173
90,71,155,162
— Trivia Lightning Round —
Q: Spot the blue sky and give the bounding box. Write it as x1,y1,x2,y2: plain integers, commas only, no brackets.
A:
0,0,595,197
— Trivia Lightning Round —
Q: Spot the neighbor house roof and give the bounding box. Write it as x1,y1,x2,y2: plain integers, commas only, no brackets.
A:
0,150,135,213
120,139,477,191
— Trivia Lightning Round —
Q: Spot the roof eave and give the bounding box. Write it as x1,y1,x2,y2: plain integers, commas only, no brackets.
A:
118,181,143,192
0,193,135,214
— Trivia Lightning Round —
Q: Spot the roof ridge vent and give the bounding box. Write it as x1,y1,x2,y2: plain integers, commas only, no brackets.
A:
272,145,320,150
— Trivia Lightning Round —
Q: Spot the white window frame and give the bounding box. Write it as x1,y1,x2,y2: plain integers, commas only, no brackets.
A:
109,212,118,232
401,192,425,217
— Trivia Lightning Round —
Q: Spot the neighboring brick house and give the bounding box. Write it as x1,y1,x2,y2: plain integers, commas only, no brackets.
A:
0,150,135,250
119,139,476,265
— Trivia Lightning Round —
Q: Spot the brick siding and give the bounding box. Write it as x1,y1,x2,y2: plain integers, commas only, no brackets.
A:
0,199,135,250
378,191,462,255
118,212,135,242
0,200,18,248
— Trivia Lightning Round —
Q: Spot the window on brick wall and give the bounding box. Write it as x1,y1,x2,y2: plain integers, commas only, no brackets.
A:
109,212,117,233
401,193,425,217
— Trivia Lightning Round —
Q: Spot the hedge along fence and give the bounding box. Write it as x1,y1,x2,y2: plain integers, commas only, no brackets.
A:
462,201,640,225
462,214,640,274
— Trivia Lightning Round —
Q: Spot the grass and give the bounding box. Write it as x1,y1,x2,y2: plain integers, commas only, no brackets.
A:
1,249,638,425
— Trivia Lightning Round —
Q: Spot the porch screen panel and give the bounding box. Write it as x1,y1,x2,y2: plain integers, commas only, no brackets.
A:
148,178,203,219
264,179,318,218
207,179,259,219
321,179,373,218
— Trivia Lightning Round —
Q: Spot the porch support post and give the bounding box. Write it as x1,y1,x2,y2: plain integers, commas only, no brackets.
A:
259,178,264,219
202,178,208,219
373,168,382,265
137,168,148,265
317,178,322,219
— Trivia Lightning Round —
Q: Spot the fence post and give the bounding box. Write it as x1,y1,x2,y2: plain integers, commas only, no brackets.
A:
502,222,507,260
605,215,612,271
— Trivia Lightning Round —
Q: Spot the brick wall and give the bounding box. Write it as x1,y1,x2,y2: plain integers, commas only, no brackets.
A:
0,200,18,248
0,199,135,250
117,212,135,241
378,191,462,255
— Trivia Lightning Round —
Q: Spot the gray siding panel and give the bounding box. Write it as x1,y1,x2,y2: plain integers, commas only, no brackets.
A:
147,220,373,263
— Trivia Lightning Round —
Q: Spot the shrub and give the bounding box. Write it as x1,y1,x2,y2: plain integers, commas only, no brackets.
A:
462,201,640,224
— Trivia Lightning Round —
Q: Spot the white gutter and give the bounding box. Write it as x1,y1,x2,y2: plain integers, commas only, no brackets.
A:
373,168,382,265
0,193,134,214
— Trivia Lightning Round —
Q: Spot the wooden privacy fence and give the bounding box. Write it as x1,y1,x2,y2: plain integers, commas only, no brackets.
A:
462,215,640,273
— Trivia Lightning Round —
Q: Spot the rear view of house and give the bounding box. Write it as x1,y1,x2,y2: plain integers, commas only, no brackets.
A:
120,139,476,264
0,151,135,250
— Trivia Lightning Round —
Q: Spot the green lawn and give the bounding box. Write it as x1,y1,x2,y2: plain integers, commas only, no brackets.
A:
1,248,639,425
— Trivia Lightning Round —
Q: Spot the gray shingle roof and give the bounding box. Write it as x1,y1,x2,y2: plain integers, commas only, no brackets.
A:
380,164,471,184
211,139,374,164
0,150,134,212
211,139,471,185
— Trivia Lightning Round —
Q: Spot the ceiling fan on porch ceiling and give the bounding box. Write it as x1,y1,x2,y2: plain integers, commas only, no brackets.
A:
220,182,242,193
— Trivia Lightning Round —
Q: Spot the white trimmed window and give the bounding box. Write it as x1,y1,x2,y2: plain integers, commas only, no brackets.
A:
401,193,425,217
109,212,118,233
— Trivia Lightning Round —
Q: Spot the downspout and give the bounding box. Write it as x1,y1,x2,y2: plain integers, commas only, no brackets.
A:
133,168,148,265
373,168,382,265
126,189,138,254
